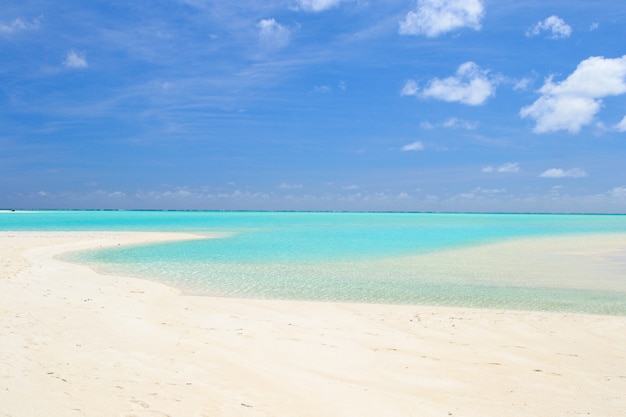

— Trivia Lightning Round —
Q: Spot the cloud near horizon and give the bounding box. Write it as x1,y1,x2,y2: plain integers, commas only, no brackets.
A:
279,182,303,189
520,55,626,133
526,15,572,39
399,0,484,37
402,62,496,105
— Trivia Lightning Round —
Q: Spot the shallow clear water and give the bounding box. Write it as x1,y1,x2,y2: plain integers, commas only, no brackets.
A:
3,210,626,315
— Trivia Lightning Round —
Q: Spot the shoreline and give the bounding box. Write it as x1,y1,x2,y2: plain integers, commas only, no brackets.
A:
2,231,626,416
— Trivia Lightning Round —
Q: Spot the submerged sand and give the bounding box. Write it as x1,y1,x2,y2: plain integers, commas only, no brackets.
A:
1,231,625,417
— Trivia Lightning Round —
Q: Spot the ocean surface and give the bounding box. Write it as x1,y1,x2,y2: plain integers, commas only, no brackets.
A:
3,210,626,315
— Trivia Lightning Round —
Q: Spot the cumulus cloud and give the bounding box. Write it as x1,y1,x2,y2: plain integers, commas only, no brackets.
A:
520,55,626,133
402,62,496,105
0,16,41,34
539,168,588,178
257,18,291,49
296,0,343,12
64,50,88,68
526,15,572,39
615,116,626,132
399,0,484,37
401,140,424,151
482,162,520,173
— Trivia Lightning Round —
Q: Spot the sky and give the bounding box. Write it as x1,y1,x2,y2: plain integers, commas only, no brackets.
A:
1,0,626,212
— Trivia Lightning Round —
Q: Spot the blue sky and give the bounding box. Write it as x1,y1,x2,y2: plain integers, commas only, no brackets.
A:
2,0,626,212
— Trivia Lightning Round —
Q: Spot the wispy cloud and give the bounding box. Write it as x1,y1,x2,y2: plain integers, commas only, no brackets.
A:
64,50,88,69
313,85,331,93
401,140,424,151
257,18,291,49
399,0,484,37
0,16,41,34
402,62,496,105
520,55,626,133
513,77,533,91
482,162,520,173
539,168,588,178
611,186,626,198
421,117,478,130
279,182,303,189
400,79,419,96
614,116,626,132
526,15,572,39
312,81,347,94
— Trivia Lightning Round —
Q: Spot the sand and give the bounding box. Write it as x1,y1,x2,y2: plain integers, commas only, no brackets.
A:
1,231,626,417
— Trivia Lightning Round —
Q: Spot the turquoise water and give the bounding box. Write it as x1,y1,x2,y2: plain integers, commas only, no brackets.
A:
3,210,626,315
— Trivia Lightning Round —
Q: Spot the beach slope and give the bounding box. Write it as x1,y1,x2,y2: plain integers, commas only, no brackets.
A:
1,231,625,417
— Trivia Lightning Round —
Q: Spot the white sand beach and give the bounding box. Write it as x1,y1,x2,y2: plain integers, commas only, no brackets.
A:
1,231,626,417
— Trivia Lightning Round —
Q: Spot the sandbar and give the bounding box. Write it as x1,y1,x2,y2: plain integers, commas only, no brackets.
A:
1,231,625,417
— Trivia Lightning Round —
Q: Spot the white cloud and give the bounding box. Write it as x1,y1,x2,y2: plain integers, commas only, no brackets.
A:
483,162,519,173
400,79,419,96
476,187,506,195
421,117,478,130
614,116,626,132
611,186,626,198
539,168,588,178
520,55,626,133
279,182,303,189
64,50,88,68
442,117,479,129
498,162,520,173
296,0,343,12
399,0,484,37
257,18,291,49
0,16,41,34
526,15,572,39
513,77,533,91
401,140,424,151
314,85,331,93
312,82,346,93
406,62,496,105
589,22,600,32
461,187,506,199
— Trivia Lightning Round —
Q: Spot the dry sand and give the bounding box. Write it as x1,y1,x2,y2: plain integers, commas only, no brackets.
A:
1,231,626,417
